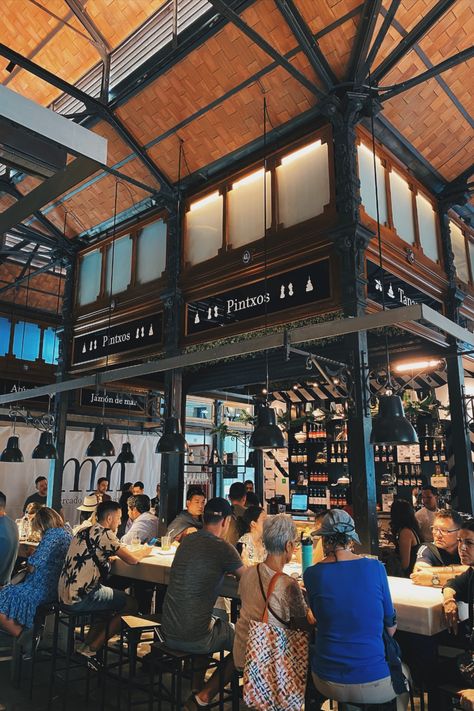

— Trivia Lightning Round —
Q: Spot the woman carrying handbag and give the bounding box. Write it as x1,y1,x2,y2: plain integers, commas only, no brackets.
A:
234,514,312,711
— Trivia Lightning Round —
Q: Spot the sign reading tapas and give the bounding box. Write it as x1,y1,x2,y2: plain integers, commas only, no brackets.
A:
186,259,330,335
72,313,163,365
367,261,442,312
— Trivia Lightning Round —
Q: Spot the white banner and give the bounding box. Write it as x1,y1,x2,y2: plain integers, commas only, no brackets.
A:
0,426,161,524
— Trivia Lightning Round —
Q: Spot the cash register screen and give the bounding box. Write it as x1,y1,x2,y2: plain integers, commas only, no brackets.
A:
291,493,308,512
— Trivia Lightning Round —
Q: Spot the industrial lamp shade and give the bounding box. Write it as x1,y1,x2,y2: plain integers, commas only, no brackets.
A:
370,394,419,446
116,442,135,464
32,431,57,460
0,435,24,463
250,405,285,450
86,425,115,457
156,417,188,455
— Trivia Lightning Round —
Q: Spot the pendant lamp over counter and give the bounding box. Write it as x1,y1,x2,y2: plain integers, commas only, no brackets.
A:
117,441,135,464
156,416,188,455
0,435,24,463
32,431,57,460
86,425,115,457
250,404,285,450
370,394,419,446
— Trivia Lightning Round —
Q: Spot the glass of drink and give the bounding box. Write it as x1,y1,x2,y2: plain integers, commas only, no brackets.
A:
161,534,171,551
131,534,141,551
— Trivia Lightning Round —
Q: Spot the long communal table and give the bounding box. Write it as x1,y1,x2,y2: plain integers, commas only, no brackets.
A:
112,549,467,636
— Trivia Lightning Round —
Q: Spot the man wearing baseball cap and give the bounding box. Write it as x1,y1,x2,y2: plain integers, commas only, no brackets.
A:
161,497,244,710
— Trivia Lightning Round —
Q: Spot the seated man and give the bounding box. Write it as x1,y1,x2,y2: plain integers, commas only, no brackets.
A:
411,509,466,587
132,481,145,495
58,500,151,656
121,495,159,544
225,481,247,546
93,477,111,504
23,476,48,512
167,485,205,542
0,491,19,587
161,497,244,711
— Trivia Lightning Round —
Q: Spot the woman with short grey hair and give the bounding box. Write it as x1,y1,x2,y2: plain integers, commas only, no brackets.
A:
233,514,308,670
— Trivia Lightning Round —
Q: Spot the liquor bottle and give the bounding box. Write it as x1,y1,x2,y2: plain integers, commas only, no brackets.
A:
342,444,348,464
423,440,431,462
374,445,380,463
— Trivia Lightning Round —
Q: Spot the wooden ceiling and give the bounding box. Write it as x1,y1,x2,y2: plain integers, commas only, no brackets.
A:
0,0,472,304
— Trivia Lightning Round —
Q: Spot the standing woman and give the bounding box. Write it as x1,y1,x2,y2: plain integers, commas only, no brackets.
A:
390,499,422,576
304,510,408,710
0,507,71,637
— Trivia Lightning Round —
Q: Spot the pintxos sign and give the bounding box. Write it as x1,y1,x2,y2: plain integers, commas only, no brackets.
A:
186,259,330,335
72,313,163,366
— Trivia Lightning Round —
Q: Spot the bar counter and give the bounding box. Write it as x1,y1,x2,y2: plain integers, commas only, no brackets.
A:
112,548,467,636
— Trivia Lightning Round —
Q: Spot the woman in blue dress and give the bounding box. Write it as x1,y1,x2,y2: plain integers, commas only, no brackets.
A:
0,507,71,636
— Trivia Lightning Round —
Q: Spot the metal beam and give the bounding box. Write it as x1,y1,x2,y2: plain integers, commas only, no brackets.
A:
0,44,174,196
206,0,325,98
0,156,101,234
362,0,400,79
348,0,382,84
380,46,474,101
2,304,474,406
63,0,110,59
371,0,457,83
274,0,337,90
0,258,61,296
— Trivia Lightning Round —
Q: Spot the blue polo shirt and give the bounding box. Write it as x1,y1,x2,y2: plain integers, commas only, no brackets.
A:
304,558,395,684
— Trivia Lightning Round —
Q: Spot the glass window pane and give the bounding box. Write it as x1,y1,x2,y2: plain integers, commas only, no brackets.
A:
42,327,59,364
357,143,387,224
469,242,474,285
78,250,102,306
389,170,415,244
276,140,330,228
416,192,439,263
228,169,271,248
105,235,132,295
13,322,40,361
185,192,223,266
0,317,10,356
137,220,167,284
450,220,469,283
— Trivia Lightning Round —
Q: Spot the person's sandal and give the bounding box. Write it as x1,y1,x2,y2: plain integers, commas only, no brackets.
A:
183,694,209,710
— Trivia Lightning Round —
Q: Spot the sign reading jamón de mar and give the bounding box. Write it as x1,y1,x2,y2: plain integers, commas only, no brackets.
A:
72,313,163,366
186,259,331,335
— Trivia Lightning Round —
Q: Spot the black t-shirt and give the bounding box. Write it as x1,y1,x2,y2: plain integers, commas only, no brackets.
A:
23,492,47,512
416,543,461,566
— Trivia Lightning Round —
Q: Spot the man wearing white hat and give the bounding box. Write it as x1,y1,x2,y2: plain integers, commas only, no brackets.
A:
76,495,98,531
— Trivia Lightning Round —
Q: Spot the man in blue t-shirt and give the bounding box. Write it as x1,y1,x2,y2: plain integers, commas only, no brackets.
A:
0,491,19,586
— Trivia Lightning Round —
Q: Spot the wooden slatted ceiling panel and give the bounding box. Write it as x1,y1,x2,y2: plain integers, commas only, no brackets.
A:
148,57,316,181
1,0,99,106
84,0,168,47
37,170,150,236
0,194,17,212
383,45,473,182
293,0,362,79
0,263,63,312
116,5,302,147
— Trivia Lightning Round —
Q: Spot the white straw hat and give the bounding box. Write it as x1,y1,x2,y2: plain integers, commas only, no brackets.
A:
77,494,98,512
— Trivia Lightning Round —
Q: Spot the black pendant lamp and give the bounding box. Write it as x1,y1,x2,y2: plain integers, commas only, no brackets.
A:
0,435,24,463
370,394,419,446
86,424,115,457
250,405,285,450
117,441,135,464
156,416,188,455
32,431,57,459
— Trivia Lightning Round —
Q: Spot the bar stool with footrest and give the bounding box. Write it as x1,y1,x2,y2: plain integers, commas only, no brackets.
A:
11,601,58,700
48,604,116,711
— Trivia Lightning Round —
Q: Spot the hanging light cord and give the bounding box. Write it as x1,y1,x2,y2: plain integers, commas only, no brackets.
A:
101,181,119,421
369,77,392,393
263,95,270,398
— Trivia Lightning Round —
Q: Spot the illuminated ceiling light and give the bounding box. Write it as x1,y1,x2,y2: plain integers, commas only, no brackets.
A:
281,140,321,165
189,191,220,212
394,359,442,373
232,168,264,190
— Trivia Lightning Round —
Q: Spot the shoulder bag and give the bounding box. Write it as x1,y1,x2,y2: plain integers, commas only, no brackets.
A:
10,562,30,586
84,528,111,584
243,564,309,711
